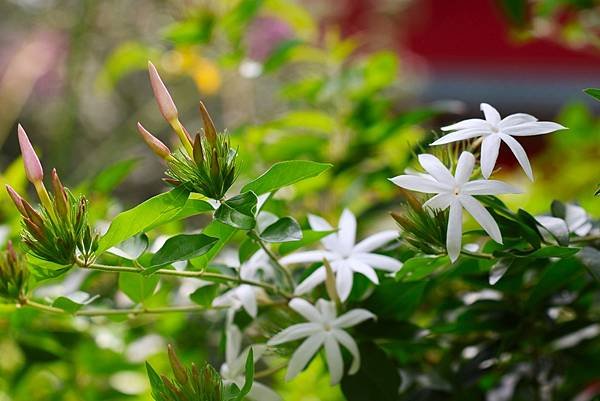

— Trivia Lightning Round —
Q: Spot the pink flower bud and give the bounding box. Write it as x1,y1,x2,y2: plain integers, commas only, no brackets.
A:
17,124,43,183
136,122,171,159
5,185,27,216
148,61,178,122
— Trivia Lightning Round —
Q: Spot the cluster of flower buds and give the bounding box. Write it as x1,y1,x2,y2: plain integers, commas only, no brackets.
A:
138,61,237,201
391,188,448,255
0,241,28,301
147,344,224,401
6,125,97,265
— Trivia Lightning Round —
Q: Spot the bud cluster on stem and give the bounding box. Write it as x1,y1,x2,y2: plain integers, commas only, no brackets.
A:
140,61,238,200
7,125,98,265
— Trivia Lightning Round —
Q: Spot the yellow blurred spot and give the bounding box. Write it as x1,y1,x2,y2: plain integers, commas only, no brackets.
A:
161,47,221,95
191,58,221,95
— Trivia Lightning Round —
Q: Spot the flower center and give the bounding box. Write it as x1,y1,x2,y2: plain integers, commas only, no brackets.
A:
323,323,332,331
453,186,461,196
490,125,499,133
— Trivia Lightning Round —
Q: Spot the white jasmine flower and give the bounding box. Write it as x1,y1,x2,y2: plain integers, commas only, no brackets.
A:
431,103,566,180
390,152,521,262
536,203,595,242
280,209,401,301
212,250,273,319
221,325,282,401
268,298,375,384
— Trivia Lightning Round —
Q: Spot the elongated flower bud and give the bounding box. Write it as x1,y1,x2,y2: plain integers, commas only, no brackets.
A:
192,133,204,163
24,218,45,241
198,101,217,146
23,201,44,227
51,169,69,218
5,185,27,216
136,122,171,159
167,344,188,386
17,124,43,183
148,61,178,122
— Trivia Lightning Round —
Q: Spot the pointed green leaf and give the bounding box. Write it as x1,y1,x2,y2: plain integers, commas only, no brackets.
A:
119,272,159,303
215,192,257,229
259,216,302,243
147,234,218,273
241,160,332,195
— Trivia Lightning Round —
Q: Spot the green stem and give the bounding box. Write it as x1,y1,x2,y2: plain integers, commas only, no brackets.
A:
23,299,208,316
460,250,495,260
570,235,600,244
250,231,295,291
76,259,291,299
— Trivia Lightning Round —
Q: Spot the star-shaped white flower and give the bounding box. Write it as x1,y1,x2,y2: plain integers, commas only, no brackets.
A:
280,209,401,302
431,103,566,180
221,325,282,401
389,152,522,262
268,298,374,384
212,250,272,318
536,203,595,241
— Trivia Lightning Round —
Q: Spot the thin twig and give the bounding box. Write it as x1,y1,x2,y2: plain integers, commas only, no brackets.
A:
250,231,295,291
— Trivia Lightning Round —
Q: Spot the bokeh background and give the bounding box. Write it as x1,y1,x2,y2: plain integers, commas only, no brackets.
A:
0,0,598,400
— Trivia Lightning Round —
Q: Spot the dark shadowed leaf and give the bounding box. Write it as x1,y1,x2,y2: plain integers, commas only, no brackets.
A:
259,216,302,243
215,191,257,229
146,234,218,273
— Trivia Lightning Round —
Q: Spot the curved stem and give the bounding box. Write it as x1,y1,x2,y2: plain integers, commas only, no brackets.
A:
460,249,495,260
76,259,292,299
570,235,600,244
23,299,208,316
250,231,295,291
254,363,287,379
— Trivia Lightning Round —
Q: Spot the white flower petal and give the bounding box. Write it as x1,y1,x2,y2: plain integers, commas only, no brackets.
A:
430,128,487,146
352,253,402,272
280,250,337,265
324,335,344,385
338,209,357,255
389,175,449,194
249,382,282,401
268,322,321,345
238,285,258,318
336,264,354,302
502,121,566,136
480,134,501,179
332,329,361,374
498,134,534,181
481,103,501,125
462,179,522,195
333,309,376,329
447,200,463,262
294,266,327,295
308,214,333,231
418,154,455,183
454,151,475,185
348,260,379,284
353,230,398,253
308,214,339,250
423,193,452,211
441,118,487,131
459,195,502,244
316,299,337,322
284,332,325,381
499,113,537,128
289,298,322,323
564,204,592,236
226,325,242,369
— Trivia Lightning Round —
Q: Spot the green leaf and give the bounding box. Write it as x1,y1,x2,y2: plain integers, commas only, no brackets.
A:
263,39,303,73
525,246,581,259
236,348,254,400
189,285,219,307
259,216,302,243
98,187,190,254
52,297,84,313
366,281,427,320
147,234,218,272
340,343,401,401
241,160,332,195
145,197,214,231
239,238,260,263
214,192,257,230
119,272,159,303
88,159,138,194
108,234,148,260
526,258,584,308
278,229,335,255
576,246,600,282
191,221,238,269
163,15,215,45
395,255,449,282
584,88,600,102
